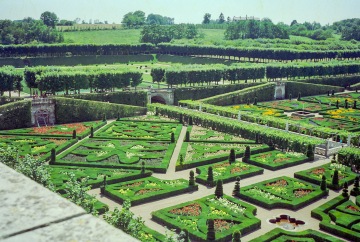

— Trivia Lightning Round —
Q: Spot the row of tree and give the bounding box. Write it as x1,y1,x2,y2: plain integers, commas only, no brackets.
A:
140,24,198,44
0,66,23,96
157,43,360,61
0,43,154,58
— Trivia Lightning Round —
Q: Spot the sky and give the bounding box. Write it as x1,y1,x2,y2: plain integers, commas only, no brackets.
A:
0,0,359,25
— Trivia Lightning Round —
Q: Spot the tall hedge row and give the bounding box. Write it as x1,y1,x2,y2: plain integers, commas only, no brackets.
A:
201,83,276,106
293,75,360,87
285,82,344,98
54,97,147,124
0,101,31,130
68,91,148,107
0,96,24,105
174,82,261,105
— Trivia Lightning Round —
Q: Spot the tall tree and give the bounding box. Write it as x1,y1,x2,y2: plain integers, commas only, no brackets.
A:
40,11,58,28
203,13,211,24
122,11,145,28
218,13,225,24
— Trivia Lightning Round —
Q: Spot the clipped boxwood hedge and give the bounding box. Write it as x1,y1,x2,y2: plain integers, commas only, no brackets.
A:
104,177,198,206
294,74,360,88
285,81,345,98
237,176,328,210
0,96,24,105
54,97,147,124
249,228,343,242
0,100,31,130
338,147,360,168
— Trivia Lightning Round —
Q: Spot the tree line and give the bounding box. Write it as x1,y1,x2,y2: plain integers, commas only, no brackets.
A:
140,24,198,44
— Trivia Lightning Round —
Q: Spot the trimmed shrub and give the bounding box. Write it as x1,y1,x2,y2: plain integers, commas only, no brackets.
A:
185,131,190,142
307,144,315,161
207,219,215,241
0,101,31,130
350,176,359,196
72,130,76,139
233,177,241,196
215,180,223,198
232,231,241,242
90,126,94,138
189,170,195,186
171,132,175,143
285,81,344,98
141,161,145,174
229,148,236,164
179,154,184,166
243,146,251,162
207,166,214,186
332,170,339,188
320,175,327,191
50,148,56,165
342,181,349,197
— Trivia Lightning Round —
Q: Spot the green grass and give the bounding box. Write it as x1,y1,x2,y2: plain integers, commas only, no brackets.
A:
63,29,142,44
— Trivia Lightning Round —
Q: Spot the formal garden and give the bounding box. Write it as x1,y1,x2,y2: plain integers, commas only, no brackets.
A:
1,8,360,241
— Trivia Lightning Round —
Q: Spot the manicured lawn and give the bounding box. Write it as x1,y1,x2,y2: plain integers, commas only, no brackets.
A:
95,120,182,141
63,29,142,44
258,100,336,112
55,139,175,173
246,150,309,170
195,160,263,186
238,176,327,210
0,121,106,139
0,135,76,161
104,177,197,205
152,194,260,242
294,163,358,190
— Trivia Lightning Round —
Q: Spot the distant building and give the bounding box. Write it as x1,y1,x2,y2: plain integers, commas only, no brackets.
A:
233,15,260,22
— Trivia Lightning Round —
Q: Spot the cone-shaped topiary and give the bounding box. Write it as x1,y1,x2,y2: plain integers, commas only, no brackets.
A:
342,181,349,197
350,176,360,196
155,107,159,116
336,100,339,108
332,90,335,96
207,166,214,186
179,113,183,124
179,154,184,166
345,99,348,109
141,161,145,174
354,100,357,109
306,144,314,161
171,132,175,143
255,133,259,144
101,175,107,194
320,175,327,191
117,112,120,121
72,130,76,139
215,179,223,198
247,98,250,105
50,148,56,165
90,127,94,138
332,169,339,188
331,154,337,163
102,113,107,122
185,131,190,142
327,91,330,96
232,231,241,242
207,219,215,241
189,170,195,186
243,146,251,162
233,176,240,196
253,97,257,105
289,94,292,100
189,116,193,125
229,149,236,164
297,92,301,101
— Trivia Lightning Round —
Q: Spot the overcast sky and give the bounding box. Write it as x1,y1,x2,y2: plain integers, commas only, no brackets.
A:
1,0,359,25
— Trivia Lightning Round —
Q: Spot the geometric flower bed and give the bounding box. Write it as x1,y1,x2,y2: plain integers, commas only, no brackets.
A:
287,116,360,132
249,228,344,242
94,120,182,141
103,177,198,205
195,161,263,186
321,108,360,123
152,194,260,242
294,163,358,190
0,121,106,139
246,150,309,171
188,125,254,143
48,165,152,192
0,135,76,161
258,100,336,112
230,104,285,117
54,139,175,173
123,114,175,122
302,92,360,108
311,195,360,241
237,176,327,210
177,142,270,170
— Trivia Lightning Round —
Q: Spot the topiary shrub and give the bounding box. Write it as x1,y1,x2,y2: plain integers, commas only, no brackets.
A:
185,131,190,142
336,100,339,108
342,181,349,197
72,130,76,139
90,126,94,138
243,146,251,162
207,219,215,241
332,169,339,188
117,112,120,121
102,113,107,122
320,175,327,191
215,180,223,198
50,148,56,165
188,116,193,125
297,92,301,101
331,90,335,96
141,161,145,174
247,98,250,105
255,133,259,144
306,144,314,161
350,176,360,196
179,154,184,166
354,100,357,109
289,93,292,100
189,170,195,186
345,99,348,109
229,149,236,164
233,177,240,196
253,97,257,105
179,113,183,124
171,132,175,143
232,230,241,242
207,166,214,186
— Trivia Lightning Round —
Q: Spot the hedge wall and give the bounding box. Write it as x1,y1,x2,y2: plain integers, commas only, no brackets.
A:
294,75,360,88
0,96,24,106
285,81,344,98
68,91,148,107
54,97,147,124
201,83,276,106
338,147,360,168
173,82,262,105
0,100,31,130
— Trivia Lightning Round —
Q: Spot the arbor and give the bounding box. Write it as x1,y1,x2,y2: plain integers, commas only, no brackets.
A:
203,13,211,24
40,11,58,28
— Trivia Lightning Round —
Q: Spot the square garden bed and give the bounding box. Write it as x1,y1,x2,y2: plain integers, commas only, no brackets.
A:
94,120,182,141
0,121,106,139
54,139,175,173
237,176,327,210
103,177,198,206
0,135,76,161
195,161,263,187
294,163,358,190
311,195,360,241
177,142,270,171
246,150,309,171
320,108,360,123
152,194,260,242
258,100,335,113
